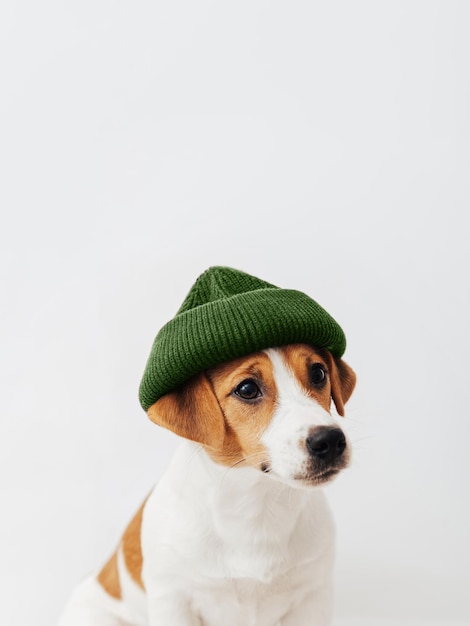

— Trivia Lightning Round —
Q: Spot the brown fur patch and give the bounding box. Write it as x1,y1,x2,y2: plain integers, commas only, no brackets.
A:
320,350,356,416
122,498,147,590
277,344,333,412
206,352,277,469
97,549,121,599
147,373,225,449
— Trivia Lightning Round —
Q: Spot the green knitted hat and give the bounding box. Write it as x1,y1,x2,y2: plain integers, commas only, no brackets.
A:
139,266,346,411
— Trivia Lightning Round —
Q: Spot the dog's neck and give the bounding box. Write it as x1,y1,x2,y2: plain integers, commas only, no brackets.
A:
166,441,327,582
175,441,321,540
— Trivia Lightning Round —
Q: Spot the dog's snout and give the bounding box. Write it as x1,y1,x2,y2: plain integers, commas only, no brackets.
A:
306,427,346,463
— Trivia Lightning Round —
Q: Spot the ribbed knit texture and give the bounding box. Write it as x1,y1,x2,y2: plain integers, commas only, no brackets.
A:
139,266,346,411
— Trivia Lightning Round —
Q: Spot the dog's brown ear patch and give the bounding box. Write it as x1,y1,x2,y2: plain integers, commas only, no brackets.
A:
147,373,225,449
326,354,356,417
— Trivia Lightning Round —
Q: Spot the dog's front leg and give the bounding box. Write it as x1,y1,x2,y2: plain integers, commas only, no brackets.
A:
147,591,202,626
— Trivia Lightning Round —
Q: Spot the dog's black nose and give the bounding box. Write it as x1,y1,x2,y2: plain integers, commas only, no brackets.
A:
306,427,346,463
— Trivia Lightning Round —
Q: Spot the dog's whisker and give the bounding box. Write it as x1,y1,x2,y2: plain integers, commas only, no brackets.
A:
349,435,376,450
350,435,376,443
217,453,259,487
216,452,272,490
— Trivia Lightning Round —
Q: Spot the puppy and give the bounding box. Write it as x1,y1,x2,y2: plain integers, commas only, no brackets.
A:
59,343,355,626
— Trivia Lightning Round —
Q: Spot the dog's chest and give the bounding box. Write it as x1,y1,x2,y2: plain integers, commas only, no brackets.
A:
190,570,309,626
188,520,328,626
142,444,335,624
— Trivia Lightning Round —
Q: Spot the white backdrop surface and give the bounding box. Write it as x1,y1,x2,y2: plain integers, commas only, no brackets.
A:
1,2,469,625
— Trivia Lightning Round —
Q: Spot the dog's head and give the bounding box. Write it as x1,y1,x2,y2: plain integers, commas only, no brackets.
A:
147,344,356,487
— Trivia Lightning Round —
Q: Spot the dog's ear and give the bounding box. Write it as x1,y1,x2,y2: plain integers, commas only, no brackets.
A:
325,354,356,417
147,373,226,449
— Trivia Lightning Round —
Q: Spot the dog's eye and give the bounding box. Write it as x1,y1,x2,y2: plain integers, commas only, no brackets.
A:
234,379,262,400
310,364,327,386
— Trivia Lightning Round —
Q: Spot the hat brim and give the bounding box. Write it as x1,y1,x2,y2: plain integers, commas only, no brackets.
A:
139,288,346,411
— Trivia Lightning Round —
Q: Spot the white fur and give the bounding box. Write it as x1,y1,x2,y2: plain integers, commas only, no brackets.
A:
59,348,349,626
262,349,340,486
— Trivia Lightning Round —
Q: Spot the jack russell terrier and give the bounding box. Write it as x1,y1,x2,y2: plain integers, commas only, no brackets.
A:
59,267,356,626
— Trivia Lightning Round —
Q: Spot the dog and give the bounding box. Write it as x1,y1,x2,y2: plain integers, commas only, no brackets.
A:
59,342,355,626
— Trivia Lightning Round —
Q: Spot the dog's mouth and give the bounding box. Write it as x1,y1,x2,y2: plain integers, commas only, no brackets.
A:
259,461,343,487
291,466,343,487
307,451,351,484
309,467,341,484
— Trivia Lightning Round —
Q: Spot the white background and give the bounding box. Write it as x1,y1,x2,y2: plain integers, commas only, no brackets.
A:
1,2,469,625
